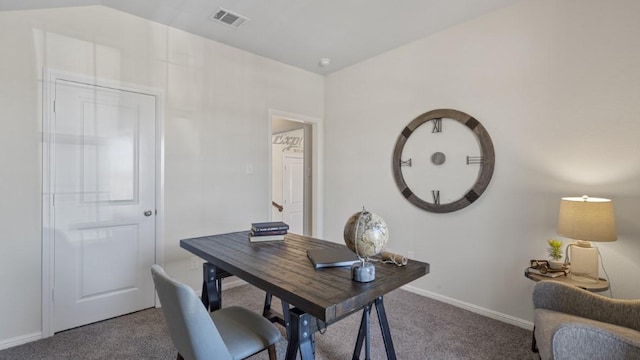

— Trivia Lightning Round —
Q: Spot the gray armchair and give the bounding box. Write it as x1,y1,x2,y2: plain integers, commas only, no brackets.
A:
151,265,282,360
532,281,640,360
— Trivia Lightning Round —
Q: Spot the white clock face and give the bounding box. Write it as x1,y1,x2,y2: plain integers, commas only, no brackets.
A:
400,118,481,205
392,109,495,213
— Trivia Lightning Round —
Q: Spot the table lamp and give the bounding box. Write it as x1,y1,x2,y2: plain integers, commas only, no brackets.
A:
557,195,617,282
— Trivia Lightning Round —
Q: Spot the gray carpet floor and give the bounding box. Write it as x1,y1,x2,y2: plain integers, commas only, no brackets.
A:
0,284,538,359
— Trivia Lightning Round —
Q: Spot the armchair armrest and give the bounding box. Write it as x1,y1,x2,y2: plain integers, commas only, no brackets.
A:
552,318,640,359
533,281,640,332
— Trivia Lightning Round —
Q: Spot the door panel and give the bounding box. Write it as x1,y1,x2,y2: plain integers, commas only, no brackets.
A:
80,225,139,297
53,80,156,332
81,100,137,202
283,156,304,234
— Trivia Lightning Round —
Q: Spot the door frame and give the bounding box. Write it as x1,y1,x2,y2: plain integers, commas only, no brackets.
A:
268,109,323,238
41,69,165,338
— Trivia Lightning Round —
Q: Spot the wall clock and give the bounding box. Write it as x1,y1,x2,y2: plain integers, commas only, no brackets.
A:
392,109,495,213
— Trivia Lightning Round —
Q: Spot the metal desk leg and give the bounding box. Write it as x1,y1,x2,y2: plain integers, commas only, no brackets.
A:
263,293,273,317
201,263,221,311
285,308,315,360
375,296,396,359
263,293,291,339
281,300,291,340
353,296,397,360
352,304,372,360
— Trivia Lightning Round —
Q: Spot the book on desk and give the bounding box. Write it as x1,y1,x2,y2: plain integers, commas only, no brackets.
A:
249,233,286,242
251,221,289,232
307,247,360,269
249,221,288,242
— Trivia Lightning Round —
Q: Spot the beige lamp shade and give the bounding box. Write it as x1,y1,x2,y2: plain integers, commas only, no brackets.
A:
557,196,617,242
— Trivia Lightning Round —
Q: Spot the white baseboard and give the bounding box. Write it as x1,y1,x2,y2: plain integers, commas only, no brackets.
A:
205,279,533,330
2,279,248,351
200,279,534,330
1,282,530,351
0,332,42,351
401,284,534,330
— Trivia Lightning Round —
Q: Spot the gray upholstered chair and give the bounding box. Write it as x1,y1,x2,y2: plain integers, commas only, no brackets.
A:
150,265,282,360
532,281,640,360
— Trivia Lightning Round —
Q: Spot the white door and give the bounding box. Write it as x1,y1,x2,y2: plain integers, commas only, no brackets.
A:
52,79,156,332
282,156,304,234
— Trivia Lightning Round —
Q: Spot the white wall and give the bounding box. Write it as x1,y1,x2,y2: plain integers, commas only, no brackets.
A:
0,6,323,345
2,0,638,348
324,0,640,325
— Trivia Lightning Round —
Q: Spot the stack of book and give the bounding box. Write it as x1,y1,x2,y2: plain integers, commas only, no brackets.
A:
249,221,289,242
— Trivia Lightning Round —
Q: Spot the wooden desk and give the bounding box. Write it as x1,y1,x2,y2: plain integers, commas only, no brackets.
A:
181,231,430,360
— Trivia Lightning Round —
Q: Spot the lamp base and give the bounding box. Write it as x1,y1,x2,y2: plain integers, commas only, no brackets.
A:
570,243,599,279
351,261,375,282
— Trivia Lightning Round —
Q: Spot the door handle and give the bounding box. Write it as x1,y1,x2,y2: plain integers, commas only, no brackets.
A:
144,210,153,217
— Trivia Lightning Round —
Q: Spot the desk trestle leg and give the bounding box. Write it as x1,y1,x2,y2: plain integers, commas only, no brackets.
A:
201,263,221,311
263,293,291,339
375,296,396,359
285,308,316,360
352,304,372,360
353,296,397,360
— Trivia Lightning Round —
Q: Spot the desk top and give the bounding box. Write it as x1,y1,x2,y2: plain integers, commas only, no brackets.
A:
181,231,429,323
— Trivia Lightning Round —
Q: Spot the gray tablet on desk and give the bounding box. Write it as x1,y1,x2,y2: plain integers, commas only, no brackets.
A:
307,247,360,269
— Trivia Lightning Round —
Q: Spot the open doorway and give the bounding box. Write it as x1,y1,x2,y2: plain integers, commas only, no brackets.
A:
271,117,312,235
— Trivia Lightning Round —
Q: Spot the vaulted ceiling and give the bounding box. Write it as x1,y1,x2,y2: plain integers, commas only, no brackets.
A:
0,0,519,74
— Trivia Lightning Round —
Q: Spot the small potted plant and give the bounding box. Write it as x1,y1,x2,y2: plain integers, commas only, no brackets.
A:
547,239,564,269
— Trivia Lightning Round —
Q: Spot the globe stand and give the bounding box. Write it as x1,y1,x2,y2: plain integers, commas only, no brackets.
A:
351,260,375,283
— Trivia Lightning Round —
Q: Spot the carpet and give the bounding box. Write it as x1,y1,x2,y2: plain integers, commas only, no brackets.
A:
0,284,537,359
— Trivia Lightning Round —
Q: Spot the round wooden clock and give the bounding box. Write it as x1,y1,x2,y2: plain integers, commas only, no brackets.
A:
392,109,495,213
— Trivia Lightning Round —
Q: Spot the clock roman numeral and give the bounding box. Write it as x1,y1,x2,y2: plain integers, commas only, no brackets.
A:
432,118,442,133
400,158,412,167
432,190,440,205
466,156,484,165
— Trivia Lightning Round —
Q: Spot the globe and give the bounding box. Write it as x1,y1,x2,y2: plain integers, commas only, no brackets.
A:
343,208,389,259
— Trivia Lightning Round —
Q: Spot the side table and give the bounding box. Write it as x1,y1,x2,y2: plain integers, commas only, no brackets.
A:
524,268,609,292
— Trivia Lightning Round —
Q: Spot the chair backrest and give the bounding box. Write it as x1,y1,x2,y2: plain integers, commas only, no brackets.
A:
151,264,233,360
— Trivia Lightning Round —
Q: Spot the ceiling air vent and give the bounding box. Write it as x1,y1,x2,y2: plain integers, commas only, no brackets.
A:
209,7,249,28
